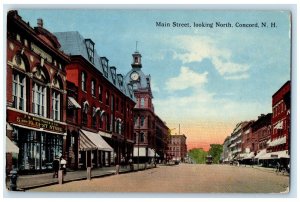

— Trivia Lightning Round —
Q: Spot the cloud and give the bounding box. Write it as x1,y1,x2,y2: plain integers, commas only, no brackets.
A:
165,66,208,91
170,35,249,80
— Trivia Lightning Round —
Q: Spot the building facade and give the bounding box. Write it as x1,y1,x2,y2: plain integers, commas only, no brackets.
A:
167,135,187,162
55,31,136,169
221,136,230,163
124,51,169,163
6,11,70,174
268,81,291,156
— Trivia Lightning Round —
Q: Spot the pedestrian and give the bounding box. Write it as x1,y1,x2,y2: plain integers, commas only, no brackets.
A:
128,158,133,171
60,157,67,175
121,156,125,168
52,156,60,178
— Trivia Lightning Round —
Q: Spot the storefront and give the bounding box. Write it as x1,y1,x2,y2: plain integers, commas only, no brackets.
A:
78,129,113,169
7,110,67,174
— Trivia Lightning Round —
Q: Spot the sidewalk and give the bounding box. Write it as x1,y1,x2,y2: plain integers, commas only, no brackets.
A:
6,163,156,191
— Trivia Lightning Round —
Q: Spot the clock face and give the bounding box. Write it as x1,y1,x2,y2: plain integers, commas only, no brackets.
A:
130,72,139,81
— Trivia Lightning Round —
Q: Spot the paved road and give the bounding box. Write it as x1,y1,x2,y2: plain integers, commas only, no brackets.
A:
28,164,289,193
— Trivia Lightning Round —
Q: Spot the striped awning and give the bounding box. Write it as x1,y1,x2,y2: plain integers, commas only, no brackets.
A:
6,136,19,154
68,97,81,109
79,130,113,152
79,131,97,151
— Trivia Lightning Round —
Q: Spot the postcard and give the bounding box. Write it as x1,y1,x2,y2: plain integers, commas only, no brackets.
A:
5,8,291,194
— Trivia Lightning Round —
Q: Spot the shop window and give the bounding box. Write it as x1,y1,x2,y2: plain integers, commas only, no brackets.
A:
52,91,61,121
32,83,47,117
12,72,26,111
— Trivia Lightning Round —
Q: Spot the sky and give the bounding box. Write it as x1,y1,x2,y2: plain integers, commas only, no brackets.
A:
17,9,291,151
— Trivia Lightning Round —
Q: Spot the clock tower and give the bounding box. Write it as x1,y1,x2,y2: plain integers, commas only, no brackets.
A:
131,51,142,68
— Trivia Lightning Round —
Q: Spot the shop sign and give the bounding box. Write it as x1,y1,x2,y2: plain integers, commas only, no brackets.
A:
16,114,64,133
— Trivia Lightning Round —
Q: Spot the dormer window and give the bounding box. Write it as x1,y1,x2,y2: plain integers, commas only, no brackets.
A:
110,66,116,84
117,74,123,87
100,57,109,78
85,39,95,64
128,84,133,96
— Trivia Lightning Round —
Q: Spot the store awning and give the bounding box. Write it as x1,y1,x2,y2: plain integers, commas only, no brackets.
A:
6,136,19,154
259,150,289,160
80,129,113,152
269,136,286,147
98,130,112,138
255,149,267,159
68,97,81,109
148,148,155,157
243,152,255,160
79,132,97,151
133,147,146,157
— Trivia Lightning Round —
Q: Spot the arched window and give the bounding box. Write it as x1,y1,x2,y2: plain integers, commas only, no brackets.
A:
82,101,89,125
32,66,48,117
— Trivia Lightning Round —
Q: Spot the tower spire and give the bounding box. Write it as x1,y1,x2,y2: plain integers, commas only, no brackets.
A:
136,41,138,52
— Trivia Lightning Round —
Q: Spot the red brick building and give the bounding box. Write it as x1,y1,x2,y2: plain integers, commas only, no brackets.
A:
6,11,70,174
167,135,187,162
268,81,291,156
124,51,169,163
55,31,136,169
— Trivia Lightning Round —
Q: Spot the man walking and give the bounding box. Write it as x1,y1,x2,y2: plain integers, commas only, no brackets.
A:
52,156,60,178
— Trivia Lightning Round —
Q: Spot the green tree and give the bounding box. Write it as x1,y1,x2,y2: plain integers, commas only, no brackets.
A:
208,144,223,164
188,148,208,164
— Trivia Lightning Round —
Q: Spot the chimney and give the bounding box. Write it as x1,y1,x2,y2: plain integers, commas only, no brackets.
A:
37,18,43,27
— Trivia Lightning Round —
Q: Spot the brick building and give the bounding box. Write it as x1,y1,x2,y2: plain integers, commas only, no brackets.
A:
124,51,169,163
55,31,136,169
167,135,187,162
6,11,70,174
267,81,291,157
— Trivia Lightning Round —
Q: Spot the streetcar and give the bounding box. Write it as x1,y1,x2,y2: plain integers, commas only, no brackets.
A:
206,155,213,164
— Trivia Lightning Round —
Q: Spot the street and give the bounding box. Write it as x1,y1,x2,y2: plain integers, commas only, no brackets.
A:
28,164,289,193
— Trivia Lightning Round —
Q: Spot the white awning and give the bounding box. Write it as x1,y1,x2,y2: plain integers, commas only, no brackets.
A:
269,136,286,147
243,152,255,160
68,97,81,109
259,150,289,160
98,130,112,138
6,137,19,154
255,149,267,159
148,148,155,157
80,129,113,152
133,147,146,157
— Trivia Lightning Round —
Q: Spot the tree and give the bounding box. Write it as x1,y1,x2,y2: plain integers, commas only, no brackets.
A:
188,148,207,164
208,144,223,164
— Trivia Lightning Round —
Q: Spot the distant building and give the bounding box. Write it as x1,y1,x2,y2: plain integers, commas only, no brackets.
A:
228,122,248,162
221,136,230,163
167,135,187,162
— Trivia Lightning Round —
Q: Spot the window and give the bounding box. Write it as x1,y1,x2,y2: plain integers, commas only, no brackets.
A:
140,116,145,126
52,91,61,121
32,83,46,117
81,72,86,92
116,98,119,111
91,80,95,96
92,107,97,128
141,98,145,107
101,57,109,77
82,102,89,125
106,91,109,105
140,132,145,143
12,73,26,111
99,85,103,102
111,95,114,111
85,39,95,64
